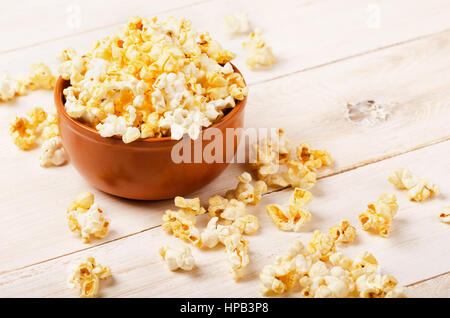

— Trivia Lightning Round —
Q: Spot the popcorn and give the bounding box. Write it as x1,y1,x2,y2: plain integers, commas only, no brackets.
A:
328,220,356,244
67,192,110,243
59,16,247,142
250,130,331,191
307,230,336,261
388,168,439,201
232,214,259,235
159,244,195,271
41,113,60,140
0,72,19,102
39,136,68,167
359,193,399,237
20,63,57,91
260,237,405,298
295,143,333,172
9,116,37,150
439,207,450,224
242,29,275,69
67,257,111,298
223,12,251,38
266,188,312,232
223,233,249,280
1,64,56,103
225,172,267,205
260,240,304,295
200,217,221,248
208,196,247,223
162,196,205,246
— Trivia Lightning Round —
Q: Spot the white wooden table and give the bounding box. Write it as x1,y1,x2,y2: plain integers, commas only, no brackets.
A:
0,0,449,297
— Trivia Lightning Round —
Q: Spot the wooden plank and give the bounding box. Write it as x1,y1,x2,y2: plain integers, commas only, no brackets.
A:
0,142,448,297
0,0,208,53
1,28,450,273
2,0,450,87
407,272,450,298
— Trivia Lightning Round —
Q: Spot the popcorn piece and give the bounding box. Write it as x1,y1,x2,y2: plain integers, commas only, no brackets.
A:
259,239,304,295
162,196,205,246
39,136,68,167
359,193,399,237
20,63,57,91
67,192,110,243
439,207,450,224
223,12,251,38
307,230,336,261
388,168,439,201
232,214,259,235
200,217,221,248
295,143,333,172
0,72,19,102
67,257,111,298
223,233,249,280
207,196,247,223
9,116,36,150
242,29,275,70
41,113,60,141
159,244,195,271
328,220,356,244
356,273,406,298
266,188,312,232
59,16,247,142
225,172,267,205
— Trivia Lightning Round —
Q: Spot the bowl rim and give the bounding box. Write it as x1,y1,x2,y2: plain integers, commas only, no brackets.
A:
54,63,247,144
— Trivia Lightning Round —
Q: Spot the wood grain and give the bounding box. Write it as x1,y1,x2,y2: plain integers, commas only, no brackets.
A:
0,142,448,297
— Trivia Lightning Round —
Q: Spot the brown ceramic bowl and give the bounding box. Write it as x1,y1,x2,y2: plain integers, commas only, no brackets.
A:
54,65,247,200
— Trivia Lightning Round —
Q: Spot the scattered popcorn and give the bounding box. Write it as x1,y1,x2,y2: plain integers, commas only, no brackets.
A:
59,16,247,142
223,12,251,38
328,220,356,244
359,193,398,238
388,168,439,201
208,196,247,223
162,196,205,246
223,232,249,280
39,136,67,167
439,207,450,224
260,238,405,298
307,230,336,261
0,64,56,103
232,214,259,235
67,257,111,298
250,130,332,190
67,192,110,243
242,29,275,70
159,244,195,271
266,188,312,232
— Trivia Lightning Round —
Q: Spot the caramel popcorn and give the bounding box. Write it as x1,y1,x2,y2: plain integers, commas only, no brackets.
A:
242,29,275,69
223,12,251,38
162,196,206,246
266,188,312,232
67,192,110,243
359,193,399,237
58,16,247,142
439,207,450,224
223,232,250,280
328,220,356,244
67,257,111,298
159,244,195,271
388,168,439,201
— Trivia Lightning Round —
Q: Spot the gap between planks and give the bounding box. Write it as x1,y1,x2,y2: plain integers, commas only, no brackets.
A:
2,136,448,277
